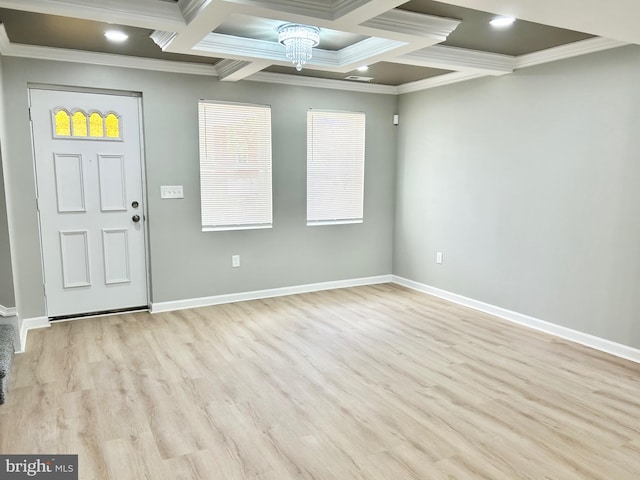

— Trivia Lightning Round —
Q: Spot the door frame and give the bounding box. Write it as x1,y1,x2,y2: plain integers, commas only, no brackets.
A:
28,84,152,318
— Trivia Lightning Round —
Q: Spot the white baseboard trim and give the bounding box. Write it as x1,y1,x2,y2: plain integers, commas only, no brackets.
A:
150,275,394,314
393,276,640,364
18,316,50,354
0,304,16,317
23,275,638,363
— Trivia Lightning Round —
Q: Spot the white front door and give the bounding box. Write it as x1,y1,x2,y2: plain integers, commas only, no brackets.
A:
30,89,148,318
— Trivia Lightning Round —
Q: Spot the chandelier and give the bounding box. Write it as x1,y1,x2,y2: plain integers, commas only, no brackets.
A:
277,23,320,71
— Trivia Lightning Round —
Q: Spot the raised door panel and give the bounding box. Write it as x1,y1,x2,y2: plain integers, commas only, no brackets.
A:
102,229,131,285
59,230,91,288
53,153,86,213
98,154,127,212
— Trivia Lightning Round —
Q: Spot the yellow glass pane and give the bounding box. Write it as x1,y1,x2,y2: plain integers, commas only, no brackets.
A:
54,110,71,136
105,113,120,138
72,111,88,137
89,112,104,137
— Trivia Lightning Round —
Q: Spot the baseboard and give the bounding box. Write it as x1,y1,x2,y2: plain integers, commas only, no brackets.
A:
24,275,639,364
393,276,640,364
0,304,16,317
151,275,394,314
18,316,50,353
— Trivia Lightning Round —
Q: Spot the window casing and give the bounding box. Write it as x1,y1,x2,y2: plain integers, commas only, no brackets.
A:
198,101,273,231
307,109,365,226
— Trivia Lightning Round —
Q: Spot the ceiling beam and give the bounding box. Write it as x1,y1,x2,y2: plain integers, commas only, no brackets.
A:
247,70,398,94
357,9,461,44
397,71,486,94
195,33,432,73
156,0,236,52
179,0,213,24
333,0,406,24
515,37,627,69
195,33,289,62
220,0,333,20
395,45,514,75
215,58,271,81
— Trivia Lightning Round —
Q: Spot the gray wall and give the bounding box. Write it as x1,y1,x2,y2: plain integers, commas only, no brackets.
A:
395,45,640,349
0,56,15,312
0,156,14,309
2,57,397,319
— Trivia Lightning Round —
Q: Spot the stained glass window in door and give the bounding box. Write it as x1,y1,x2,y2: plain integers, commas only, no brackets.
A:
53,108,121,140
89,112,104,138
54,109,71,136
72,111,88,137
105,113,120,138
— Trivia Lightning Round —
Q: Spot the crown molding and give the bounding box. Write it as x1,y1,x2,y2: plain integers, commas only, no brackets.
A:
0,23,397,91
215,59,250,79
0,26,218,77
0,0,186,31
332,0,370,19
333,0,406,23
397,71,486,94
516,37,627,69
394,37,628,93
360,9,461,42
0,25,10,52
196,32,406,71
247,71,398,95
337,37,406,66
216,58,272,81
223,0,334,21
0,17,629,97
181,0,406,26
150,30,179,51
195,32,288,62
397,44,515,75
180,0,213,24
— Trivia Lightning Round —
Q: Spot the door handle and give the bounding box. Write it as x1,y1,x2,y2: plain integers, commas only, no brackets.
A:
132,214,141,223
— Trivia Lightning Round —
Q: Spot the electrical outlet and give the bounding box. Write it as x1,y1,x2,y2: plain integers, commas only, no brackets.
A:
160,185,184,199
436,251,443,264
232,255,240,268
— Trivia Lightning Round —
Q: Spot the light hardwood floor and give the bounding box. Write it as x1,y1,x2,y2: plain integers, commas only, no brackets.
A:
2,284,640,479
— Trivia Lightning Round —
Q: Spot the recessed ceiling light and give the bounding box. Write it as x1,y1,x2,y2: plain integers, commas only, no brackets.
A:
357,65,369,72
104,30,128,42
490,16,516,27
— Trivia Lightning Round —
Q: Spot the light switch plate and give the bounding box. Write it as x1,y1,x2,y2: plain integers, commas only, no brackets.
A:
161,185,184,199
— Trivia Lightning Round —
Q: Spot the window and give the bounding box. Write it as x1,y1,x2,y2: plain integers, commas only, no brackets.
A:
307,109,365,226
198,101,272,231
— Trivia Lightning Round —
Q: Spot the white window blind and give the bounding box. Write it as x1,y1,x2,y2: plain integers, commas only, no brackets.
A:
307,109,365,226
199,101,272,231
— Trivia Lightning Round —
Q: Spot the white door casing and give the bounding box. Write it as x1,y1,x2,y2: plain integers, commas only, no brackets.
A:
30,89,148,317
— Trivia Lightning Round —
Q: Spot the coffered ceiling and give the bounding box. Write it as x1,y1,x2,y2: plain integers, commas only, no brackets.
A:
0,0,634,94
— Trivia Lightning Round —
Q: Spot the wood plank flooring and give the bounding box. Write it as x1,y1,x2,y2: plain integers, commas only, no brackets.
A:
2,283,640,479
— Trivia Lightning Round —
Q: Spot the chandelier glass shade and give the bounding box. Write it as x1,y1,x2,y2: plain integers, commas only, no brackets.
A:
277,23,320,71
